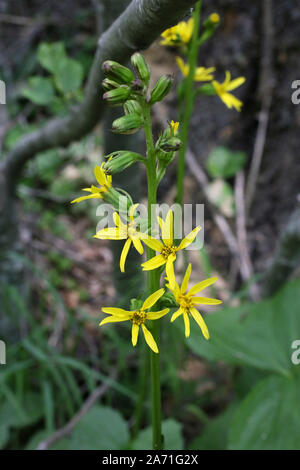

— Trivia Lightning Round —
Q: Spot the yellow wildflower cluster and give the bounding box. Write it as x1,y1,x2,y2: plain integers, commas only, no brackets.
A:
160,14,246,112
72,170,222,352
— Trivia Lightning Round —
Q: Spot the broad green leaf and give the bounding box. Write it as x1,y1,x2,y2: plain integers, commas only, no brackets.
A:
186,280,300,376
0,392,43,429
206,146,247,179
206,179,235,217
37,42,67,73
229,374,300,449
189,404,236,450
132,419,183,450
54,57,83,95
68,405,129,450
22,76,55,105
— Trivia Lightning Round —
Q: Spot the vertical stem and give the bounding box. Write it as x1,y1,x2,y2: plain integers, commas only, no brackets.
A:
143,103,163,450
176,0,202,206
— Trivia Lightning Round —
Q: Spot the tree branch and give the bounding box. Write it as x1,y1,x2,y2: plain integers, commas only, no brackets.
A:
4,0,197,189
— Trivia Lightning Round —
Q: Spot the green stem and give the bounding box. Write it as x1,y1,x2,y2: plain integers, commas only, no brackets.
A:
176,0,202,206
142,102,163,450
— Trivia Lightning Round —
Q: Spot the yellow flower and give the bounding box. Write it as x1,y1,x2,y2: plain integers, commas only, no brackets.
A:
176,57,215,82
209,13,220,24
167,263,222,339
141,209,201,280
100,288,169,353
212,71,246,112
160,18,194,47
71,164,112,204
94,204,145,273
170,120,179,135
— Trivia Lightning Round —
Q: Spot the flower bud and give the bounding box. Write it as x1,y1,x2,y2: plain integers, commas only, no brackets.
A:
123,99,142,116
112,113,142,134
102,60,134,84
149,75,173,105
131,53,150,85
201,13,220,42
102,78,120,92
159,137,182,152
104,151,143,174
103,85,131,105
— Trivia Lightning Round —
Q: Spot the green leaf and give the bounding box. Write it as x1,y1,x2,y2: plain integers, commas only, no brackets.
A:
186,280,300,376
37,42,67,74
132,419,183,450
22,76,55,105
229,374,300,449
54,57,83,95
206,179,235,217
68,405,129,450
206,146,247,179
189,404,236,450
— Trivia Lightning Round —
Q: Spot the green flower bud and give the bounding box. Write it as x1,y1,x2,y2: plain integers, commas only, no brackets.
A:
159,137,182,152
131,52,150,85
102,78,120,92
112,113,142,134
149,74,173,105
102,187,132,212
104,151,143,174
102,60,134,84
103,85,131,105
123,99,142,116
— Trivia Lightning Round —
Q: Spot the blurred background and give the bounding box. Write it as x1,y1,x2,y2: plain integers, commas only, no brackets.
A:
0,0,300,450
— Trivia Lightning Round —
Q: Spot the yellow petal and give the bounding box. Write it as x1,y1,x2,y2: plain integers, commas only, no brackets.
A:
132,237,144,255
102,307,131,317
120,238,132,273
141,324,158,353
142,288,165,310
177,226,201,250
166,261,176,290
141,254,166,271
188,276,218,296
94,165,106,186
170,307,183,322
129,203,139,223
183,312,190,338
190,308,210,339
158,210,173,245
142,237,163,252
94,227,127,240
147,308,170,320
192,297,222,305
181,263,192,293
226,76,246,92
165,255,176,281
71,193,102,204
131,324,139,346
99,316,128,326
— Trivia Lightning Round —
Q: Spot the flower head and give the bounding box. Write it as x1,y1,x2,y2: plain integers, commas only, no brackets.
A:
94,204,145,272
212,71,246,112
71,164,112,204
100,288,169,353
167,263,222,339
141,210,201,279
176,57,215,82
170,120,179,135
160,18,194,47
